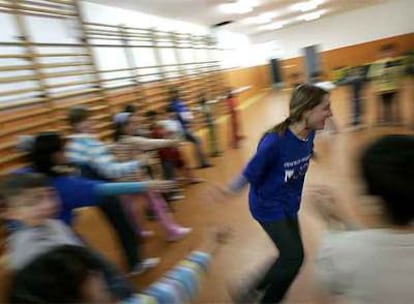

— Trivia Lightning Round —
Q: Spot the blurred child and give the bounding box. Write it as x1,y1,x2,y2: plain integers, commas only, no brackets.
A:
368,44,403,125
343,66,367,127
196,93,221,157
146,110,203,188
1,173,135,301
65,106,141,180
225,89,245,149
112,112,192,242
8,227,231,304
311,135,414,304
168,87,212,168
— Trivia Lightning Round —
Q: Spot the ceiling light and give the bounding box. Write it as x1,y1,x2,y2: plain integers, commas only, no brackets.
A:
219,3,251,14
259,22,285,31
292,0,323,12
219,0,260,15
259,12,278,19
299,11,323,21
242,16,261,25
242,11,278,25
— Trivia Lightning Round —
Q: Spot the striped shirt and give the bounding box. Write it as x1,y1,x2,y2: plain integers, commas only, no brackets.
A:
121,251,211,304
65,134,140,180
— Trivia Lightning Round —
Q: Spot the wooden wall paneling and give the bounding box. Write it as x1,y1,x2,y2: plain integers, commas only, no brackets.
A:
321,33,414,78
279,33,414,84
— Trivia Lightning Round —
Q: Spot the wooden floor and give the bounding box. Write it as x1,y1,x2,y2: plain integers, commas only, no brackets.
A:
69,82,413,303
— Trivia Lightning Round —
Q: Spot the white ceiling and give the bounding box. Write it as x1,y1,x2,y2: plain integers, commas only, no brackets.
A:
86,0,387,37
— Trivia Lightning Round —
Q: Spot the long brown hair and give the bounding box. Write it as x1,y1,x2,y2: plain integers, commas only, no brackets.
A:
270,84,328,135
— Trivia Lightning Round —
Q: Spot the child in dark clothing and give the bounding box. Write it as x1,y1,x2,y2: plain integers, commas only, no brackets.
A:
168,87,212,169
343,66,367,126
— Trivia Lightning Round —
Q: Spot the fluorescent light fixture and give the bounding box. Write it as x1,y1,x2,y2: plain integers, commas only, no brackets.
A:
259,11,278,20
219,0,260,15
299,11,323,21
242,11,278,25
259,21,285,31
219,3,252,14
292,0,323,12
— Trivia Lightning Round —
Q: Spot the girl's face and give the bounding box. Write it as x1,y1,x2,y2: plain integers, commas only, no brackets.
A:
306,94,333,130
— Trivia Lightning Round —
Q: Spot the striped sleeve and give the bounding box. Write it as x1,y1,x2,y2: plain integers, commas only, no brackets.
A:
66,137,140,180
65,139,90,164
89,143,140,179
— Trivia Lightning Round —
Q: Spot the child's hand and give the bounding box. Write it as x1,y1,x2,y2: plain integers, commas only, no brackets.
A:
307,185,340,221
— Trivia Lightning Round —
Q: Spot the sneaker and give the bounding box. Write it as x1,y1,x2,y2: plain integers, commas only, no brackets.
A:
130,257,161,276
167,227,192,242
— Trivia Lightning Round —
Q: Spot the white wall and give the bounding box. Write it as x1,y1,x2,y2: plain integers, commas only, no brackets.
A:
252,0,414,60
81,1,208,35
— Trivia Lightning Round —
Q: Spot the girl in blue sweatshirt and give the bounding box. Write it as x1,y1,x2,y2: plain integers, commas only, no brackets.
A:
214,84,332,303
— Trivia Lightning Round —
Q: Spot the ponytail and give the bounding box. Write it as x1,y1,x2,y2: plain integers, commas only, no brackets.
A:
268,117,291,136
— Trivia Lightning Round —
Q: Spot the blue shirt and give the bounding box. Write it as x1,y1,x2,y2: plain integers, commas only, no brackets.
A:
243,129,315,222
14,168,148,225
52,176,149,224
170,98,190,130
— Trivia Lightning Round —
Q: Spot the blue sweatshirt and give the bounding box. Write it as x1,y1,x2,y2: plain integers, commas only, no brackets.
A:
15,168,148,225
243,129,315,222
